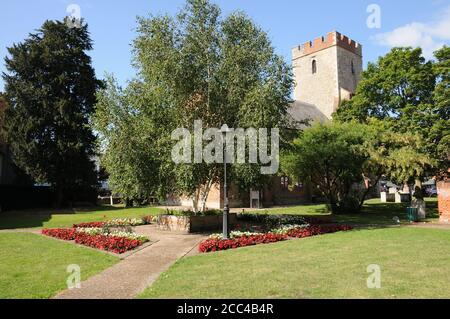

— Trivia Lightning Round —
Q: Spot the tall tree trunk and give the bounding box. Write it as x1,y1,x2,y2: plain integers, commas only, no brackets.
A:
192,189,200,213
358,175,382,211
200,179,213,212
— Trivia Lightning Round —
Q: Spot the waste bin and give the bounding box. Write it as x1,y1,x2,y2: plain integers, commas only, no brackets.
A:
406,207,419,222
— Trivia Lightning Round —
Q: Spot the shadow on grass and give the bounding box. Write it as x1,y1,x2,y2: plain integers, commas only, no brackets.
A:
258,198,439,229
0,205,143,230
328,198,439,227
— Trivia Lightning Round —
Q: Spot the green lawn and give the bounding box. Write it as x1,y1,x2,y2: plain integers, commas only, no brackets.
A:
140,227,450,299
0,206,162,230
0,232,118,298
0,198,438,230
249,198,439,225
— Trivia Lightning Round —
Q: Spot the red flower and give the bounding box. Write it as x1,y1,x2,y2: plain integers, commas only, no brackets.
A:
198,224,353,253
41,228,78,240
42,228,145,254
73,222,106,228
198,233,288,253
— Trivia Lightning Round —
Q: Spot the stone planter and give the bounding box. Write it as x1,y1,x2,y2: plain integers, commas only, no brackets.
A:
157,214,237,233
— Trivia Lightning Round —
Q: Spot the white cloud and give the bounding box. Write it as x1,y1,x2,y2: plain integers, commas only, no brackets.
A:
373,6,450,59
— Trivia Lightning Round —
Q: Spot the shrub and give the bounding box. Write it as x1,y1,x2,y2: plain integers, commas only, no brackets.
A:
73,218,145,228
162,209,222,217
236,214,327,230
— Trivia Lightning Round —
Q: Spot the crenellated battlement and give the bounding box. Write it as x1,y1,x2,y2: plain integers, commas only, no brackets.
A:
292,31,362,59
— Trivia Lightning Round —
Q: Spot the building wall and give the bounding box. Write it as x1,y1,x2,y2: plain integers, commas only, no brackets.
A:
292,43,339,120
336,45,363,101
438,180,450,223
292,31,363,120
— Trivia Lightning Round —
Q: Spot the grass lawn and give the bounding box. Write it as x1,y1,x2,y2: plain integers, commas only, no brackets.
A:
0,206,162,230
139,227,450,299
249,198,439,225
0,232,119,298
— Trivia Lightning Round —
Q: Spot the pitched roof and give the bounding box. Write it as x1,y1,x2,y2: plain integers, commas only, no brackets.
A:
286,100,329,129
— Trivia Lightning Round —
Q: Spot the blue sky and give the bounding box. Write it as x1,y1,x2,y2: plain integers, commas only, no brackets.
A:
1,0,449,91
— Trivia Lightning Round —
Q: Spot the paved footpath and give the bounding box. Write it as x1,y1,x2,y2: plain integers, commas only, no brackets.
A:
54,225,207,299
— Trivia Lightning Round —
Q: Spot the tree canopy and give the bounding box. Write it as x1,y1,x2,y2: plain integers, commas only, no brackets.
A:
282,121,433,214
2,19,102,205
95,0,293,209
335,46,449,175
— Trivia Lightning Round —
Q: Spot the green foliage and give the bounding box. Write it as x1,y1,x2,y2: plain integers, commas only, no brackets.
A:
432,46,450,171
95,0,292,209
282,121,433,214
2,20,102,205
282,122,368,213
335,47,449,173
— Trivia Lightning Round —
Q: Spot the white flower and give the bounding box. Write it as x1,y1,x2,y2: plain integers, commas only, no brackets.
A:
76,227,149,242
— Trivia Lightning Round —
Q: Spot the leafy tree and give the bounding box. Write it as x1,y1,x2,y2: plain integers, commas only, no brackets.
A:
2,20,102,206
0,93,6,141
96,0,292,210
432,46,450,173
335,47,448,175
282,121,433,214
94,76,173,205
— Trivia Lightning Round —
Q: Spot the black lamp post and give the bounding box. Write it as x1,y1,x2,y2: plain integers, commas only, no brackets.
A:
220,124,231,239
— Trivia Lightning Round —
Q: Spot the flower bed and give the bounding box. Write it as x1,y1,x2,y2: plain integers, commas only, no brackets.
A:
77,227,149,242
42,227,149,254
199,224,353,253
74,233,144,254
199,233,288,253
73,221,106,228
286,225,353,238
236,214,328,232
42,228,78,241
73,217,150,229
42,217,153,254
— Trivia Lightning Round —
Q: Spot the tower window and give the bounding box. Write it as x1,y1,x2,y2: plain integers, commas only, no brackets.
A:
312,60,317,74
351,60,355,74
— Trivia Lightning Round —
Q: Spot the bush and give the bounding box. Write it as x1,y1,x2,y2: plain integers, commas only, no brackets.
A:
337,196,361,214
161,209,222,217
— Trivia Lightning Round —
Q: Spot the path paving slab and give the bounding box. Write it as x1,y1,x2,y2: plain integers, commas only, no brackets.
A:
54,225,206,299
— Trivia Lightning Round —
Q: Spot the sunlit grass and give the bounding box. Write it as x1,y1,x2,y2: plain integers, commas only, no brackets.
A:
0,206,163,230
140,227,450,299
0,232,118,299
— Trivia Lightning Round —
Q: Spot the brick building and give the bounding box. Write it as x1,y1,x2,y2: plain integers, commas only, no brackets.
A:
438,169,450,224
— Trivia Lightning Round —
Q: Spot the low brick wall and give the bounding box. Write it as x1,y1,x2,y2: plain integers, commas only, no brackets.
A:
157,214,237,233
438,181,450,224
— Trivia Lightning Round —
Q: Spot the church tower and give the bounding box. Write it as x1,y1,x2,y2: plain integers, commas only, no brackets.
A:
292,31,363,120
